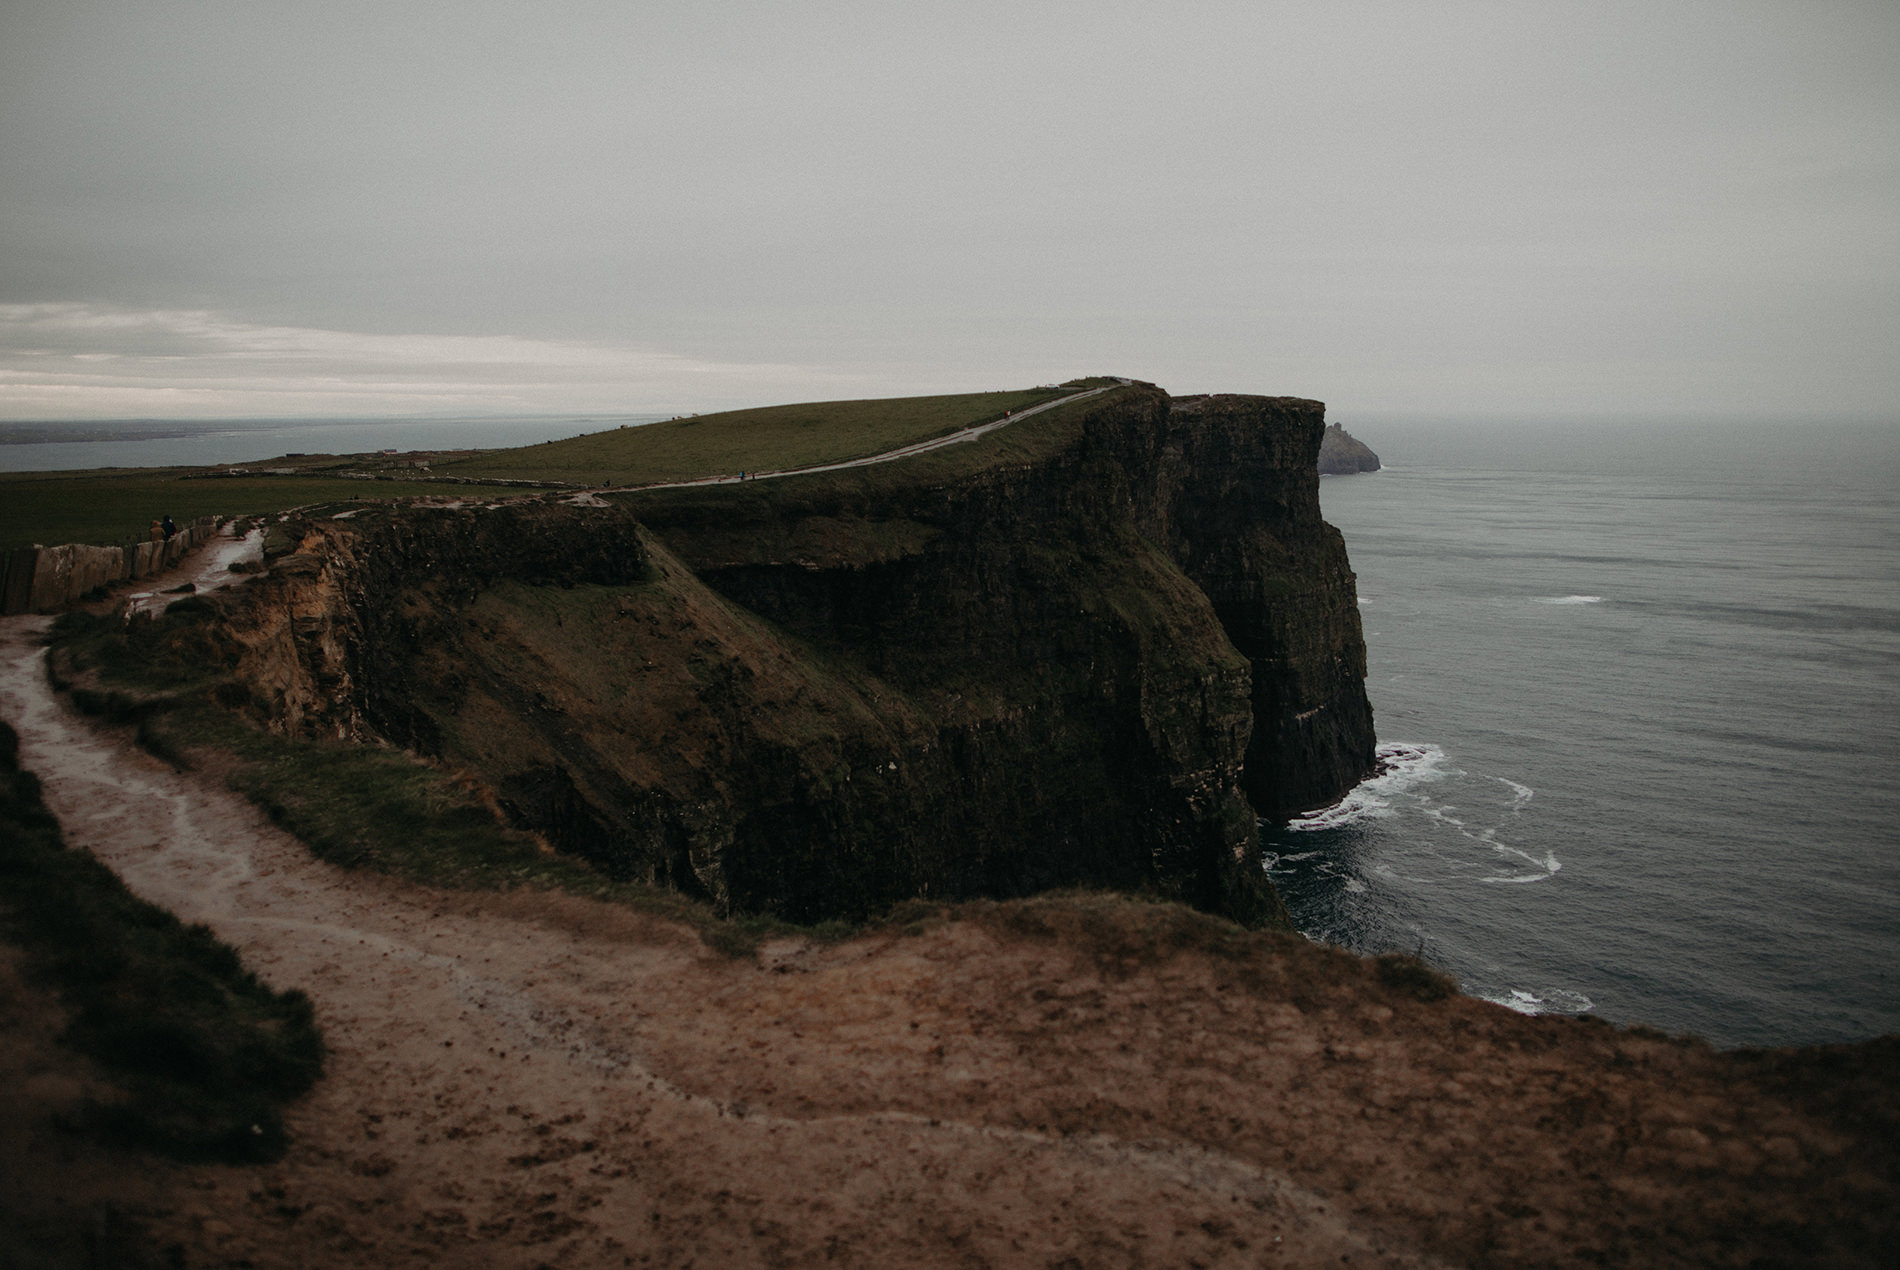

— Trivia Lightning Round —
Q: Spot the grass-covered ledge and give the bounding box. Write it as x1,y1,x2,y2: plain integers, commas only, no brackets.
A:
0,718,323,1161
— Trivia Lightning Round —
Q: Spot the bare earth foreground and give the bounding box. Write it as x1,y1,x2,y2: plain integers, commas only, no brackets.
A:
2,566,1896,1267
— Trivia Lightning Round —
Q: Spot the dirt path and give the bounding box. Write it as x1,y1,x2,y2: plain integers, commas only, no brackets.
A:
1,534,1893,1267
117,522,265,619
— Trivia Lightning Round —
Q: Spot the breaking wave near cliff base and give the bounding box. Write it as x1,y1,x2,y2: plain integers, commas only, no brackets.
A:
1263,741,1587,1018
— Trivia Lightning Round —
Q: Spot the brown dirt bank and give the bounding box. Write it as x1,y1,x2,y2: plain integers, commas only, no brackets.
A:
2,609,1896,1268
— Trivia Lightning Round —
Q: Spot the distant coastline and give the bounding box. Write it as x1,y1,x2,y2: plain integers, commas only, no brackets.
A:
0,424,203,445
0,414,670,473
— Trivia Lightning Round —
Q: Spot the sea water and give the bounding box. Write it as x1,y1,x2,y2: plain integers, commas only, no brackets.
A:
0,415,669,472
1269,419,1900,1047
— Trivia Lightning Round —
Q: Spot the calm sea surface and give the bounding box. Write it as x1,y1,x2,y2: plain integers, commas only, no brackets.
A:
1274,420,1900,1048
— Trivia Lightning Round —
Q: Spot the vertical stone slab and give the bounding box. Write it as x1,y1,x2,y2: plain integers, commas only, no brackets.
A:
29,546,74,612
1,547,38,615
69,544,126,597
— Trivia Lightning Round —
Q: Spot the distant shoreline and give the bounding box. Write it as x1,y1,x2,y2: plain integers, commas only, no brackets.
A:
0,414,670,473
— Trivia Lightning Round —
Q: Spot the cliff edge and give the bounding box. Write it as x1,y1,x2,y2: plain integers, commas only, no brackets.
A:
170,384,1376,925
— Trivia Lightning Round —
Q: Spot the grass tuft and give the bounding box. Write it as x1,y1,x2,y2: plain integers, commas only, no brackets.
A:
967,890,1305,984
1373,951,1459,1002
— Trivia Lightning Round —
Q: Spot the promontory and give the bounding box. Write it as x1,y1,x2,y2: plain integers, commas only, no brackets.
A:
96,379,1378,926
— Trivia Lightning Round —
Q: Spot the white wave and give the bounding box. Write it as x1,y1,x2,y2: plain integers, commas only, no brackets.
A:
1493,776,1535,808
1282,741,1456,832
1481,848,1561,884
1283,788,1389,831
1534,594,1603,605
1477,986,1594,1017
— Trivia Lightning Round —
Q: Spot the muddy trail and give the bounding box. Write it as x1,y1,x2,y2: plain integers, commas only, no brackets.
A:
2,535,1896,1268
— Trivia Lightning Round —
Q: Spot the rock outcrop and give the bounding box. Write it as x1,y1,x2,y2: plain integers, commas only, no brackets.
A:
192,384,1376,925
1318,422,1381,474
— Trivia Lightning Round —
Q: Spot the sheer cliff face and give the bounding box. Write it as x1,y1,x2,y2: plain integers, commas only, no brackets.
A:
211,386,1374,925
1147,395,1377,818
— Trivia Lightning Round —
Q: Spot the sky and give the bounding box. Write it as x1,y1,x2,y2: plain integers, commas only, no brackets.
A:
2,0,1896,423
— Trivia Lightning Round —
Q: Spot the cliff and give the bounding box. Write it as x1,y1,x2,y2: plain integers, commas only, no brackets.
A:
1318,422,1382,474
190,385,1376,925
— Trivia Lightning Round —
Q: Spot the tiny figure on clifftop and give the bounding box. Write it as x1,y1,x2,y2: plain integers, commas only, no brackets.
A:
147,520,163,543
160,514,177,539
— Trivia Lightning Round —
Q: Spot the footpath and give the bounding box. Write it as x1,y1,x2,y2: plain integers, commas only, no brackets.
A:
611,380,1124,493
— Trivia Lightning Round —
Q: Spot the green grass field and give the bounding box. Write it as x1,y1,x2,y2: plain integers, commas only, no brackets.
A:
437,388,1071,487
608,381,1135,521
0,472,500,553
2,383,1121,552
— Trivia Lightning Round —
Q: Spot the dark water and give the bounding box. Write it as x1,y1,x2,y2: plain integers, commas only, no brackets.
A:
0,415,668,472
1269,420,1900,1048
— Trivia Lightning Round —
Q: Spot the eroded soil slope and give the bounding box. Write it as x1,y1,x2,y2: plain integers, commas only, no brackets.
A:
2,610,1896,1269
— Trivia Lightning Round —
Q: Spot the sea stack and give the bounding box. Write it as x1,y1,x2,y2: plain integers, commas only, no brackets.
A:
1318,422,1381,474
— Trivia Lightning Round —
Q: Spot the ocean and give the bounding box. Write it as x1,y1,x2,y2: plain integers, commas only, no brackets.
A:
0,415,669,472
1273,419,1900,1048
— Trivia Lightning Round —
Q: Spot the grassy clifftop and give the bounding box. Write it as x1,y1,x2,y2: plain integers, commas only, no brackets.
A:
1,385,1097,552
436,387,1070,487
0,472,470,554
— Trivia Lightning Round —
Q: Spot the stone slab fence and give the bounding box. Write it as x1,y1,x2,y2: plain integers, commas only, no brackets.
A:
1,516,221,615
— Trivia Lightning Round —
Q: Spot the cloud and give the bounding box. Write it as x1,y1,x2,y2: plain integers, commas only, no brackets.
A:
2,5,1895,421
0,304,864,419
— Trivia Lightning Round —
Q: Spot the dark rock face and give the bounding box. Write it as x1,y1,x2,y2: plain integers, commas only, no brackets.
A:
212,386,1375,926
1318,423,1381,474
1149,396,1377,818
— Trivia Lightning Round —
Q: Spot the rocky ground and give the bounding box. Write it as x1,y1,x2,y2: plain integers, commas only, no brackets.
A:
1,537,1896,1268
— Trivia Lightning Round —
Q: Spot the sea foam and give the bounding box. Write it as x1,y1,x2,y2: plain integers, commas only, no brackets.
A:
1477,986,1594,1017
1282,741,1453,832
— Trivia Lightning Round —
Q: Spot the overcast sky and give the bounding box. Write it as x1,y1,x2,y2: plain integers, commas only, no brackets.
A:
2,0,1895,422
